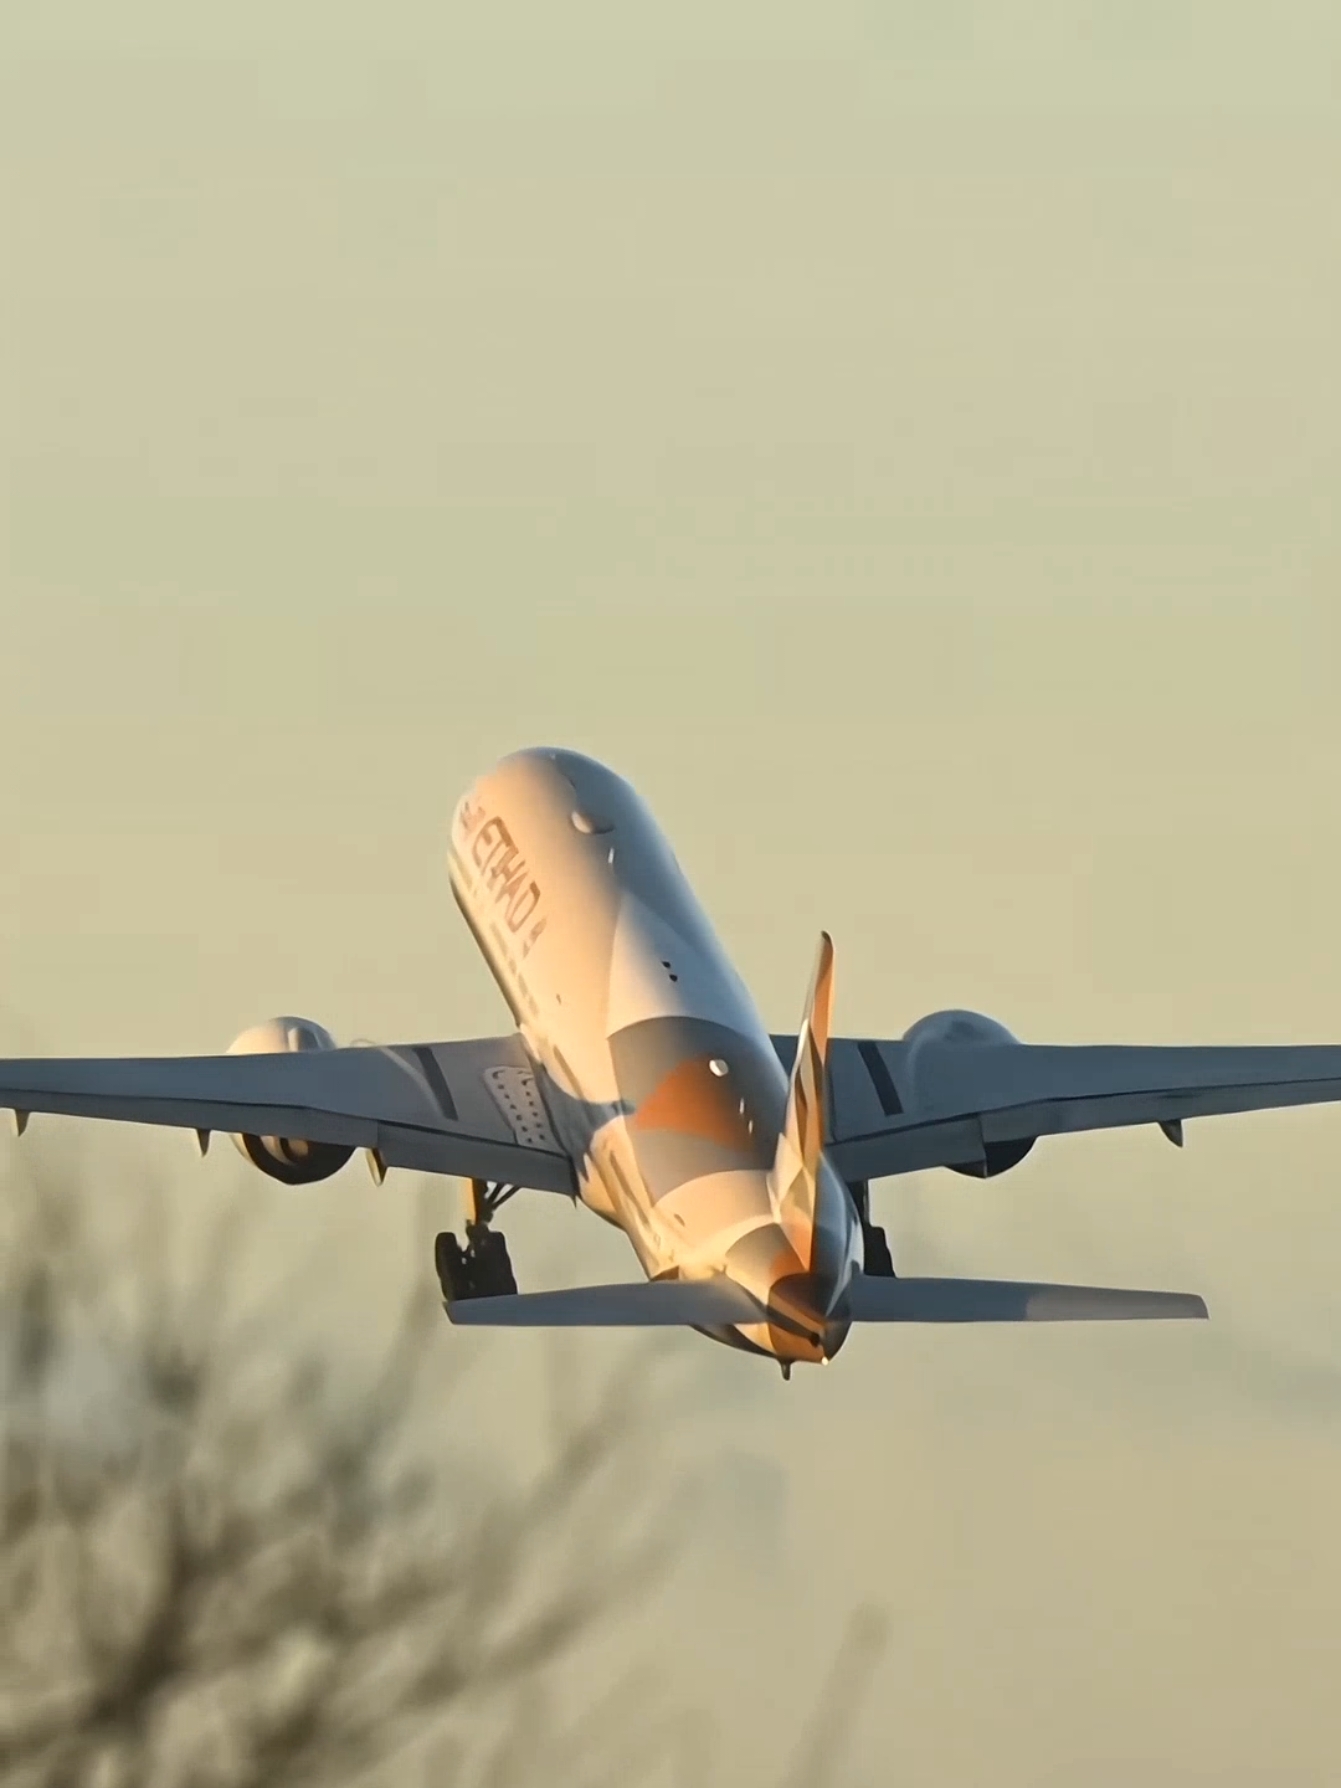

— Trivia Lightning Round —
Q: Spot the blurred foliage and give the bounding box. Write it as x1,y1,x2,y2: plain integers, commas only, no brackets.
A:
0,1150,687,1788
0,1145,887,1788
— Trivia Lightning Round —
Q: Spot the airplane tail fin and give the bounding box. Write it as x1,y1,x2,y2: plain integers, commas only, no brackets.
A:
771,931,835,1261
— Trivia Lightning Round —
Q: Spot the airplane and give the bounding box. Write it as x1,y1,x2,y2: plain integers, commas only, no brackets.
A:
6,745,1341,1375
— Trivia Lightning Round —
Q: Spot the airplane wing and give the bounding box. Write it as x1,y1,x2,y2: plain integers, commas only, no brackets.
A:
784,1035,1341,1182
0,1034,577,1193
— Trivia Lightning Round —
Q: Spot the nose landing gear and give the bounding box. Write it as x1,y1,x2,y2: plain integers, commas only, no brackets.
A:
435,1178,520,1306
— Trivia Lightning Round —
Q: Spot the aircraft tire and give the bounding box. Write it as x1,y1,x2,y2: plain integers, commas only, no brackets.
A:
862,1223,896,1278
435,1228,518,1302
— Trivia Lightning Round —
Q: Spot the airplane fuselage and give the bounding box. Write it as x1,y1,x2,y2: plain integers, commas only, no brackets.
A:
447,748,861,1365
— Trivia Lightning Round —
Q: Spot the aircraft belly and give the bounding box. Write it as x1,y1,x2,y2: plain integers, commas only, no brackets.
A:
652,1170,779,1265
451,748,839,1328
582,1126,664,1273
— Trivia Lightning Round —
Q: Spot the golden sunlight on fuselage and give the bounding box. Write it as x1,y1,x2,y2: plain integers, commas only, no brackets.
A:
446,747,860,1365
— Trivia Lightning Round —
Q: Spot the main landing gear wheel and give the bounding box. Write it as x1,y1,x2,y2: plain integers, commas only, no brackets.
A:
435,1228,517,1302
435,1178,520,1306
862,1223,895,1279
847,1178,896,1279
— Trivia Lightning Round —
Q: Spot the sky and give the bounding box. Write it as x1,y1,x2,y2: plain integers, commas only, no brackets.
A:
3,4,1341,1782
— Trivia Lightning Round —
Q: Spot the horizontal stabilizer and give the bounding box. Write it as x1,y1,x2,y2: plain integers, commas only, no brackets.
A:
847,1274,1208,1323
445,1276,767,1328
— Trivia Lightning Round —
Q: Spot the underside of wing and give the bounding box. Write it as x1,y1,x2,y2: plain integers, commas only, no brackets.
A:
797,1033,1341,1181
0,1034,577,1193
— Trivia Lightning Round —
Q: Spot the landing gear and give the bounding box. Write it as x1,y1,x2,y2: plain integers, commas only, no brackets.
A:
435,1179,520,1305
862,1224,896,1279
847,1179,896,1279
435,1228,517,1302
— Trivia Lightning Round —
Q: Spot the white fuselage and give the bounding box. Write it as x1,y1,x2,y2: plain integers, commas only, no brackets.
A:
447,748,861,1366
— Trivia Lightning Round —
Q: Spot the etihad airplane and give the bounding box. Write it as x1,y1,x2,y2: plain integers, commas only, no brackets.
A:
6,746,1341,1374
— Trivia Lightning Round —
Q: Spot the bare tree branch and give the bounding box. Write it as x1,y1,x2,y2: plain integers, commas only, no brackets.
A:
0,1143,891,1788
0,1151,682,1788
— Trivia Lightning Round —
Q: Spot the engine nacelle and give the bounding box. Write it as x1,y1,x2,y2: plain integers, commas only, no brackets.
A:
902,1008,1018,1050
226,1016,354,1185
902,1008,1036,1179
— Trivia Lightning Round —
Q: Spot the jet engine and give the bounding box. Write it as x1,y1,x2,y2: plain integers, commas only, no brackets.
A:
902,1008,1036,1179
226,1017,354,1185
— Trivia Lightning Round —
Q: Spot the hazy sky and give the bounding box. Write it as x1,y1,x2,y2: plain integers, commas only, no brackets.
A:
3,5,1341,1783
